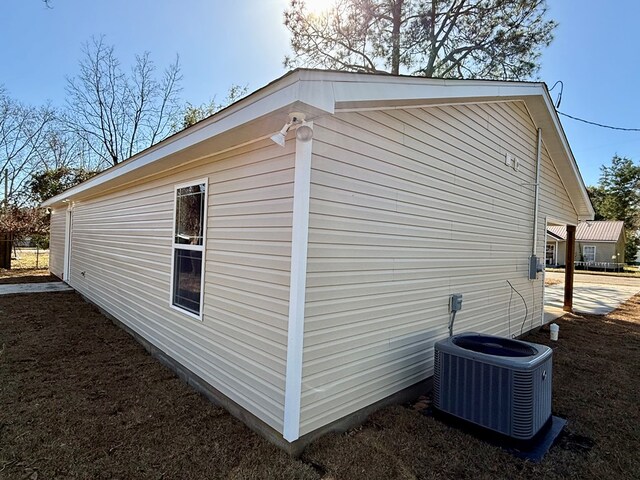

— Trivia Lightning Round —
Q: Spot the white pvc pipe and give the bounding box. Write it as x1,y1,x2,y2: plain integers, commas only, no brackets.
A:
532,128,542,256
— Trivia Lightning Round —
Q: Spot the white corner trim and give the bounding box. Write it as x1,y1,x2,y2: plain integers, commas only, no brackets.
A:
283,127,313,442
62,204,73,283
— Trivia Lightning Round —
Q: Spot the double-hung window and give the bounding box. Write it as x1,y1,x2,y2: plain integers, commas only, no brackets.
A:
582,245,596,263
171,180,208,319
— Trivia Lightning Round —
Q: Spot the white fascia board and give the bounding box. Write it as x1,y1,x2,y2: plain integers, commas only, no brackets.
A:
42,68,594,221
538,90,595,220
43,72,334,208
283,128,313,442
331,79,543,106
297,80,336,114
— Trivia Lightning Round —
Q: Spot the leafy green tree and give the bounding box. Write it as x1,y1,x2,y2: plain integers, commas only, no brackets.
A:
181,84,248,129
29,167,98,204
284,0,556,79
588,156,640,262
586,185,607,221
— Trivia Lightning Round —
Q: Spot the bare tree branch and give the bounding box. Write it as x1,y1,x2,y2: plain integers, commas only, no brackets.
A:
65,36,182,166
0,90,55,206
284,0,556,80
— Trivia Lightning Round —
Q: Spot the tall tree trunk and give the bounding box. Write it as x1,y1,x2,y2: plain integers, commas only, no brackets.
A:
391,0,404,75
0,233,12,270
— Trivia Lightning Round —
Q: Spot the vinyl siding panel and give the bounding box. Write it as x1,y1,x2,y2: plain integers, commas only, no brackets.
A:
67,139,295,433
299,101,578,435
538,131,580,280
49,208,66,278
539,142,579,229
617,234,626,264
575,241,621,264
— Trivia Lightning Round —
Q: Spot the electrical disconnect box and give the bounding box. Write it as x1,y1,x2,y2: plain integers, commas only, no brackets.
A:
450,293,463,312
528,255,543,280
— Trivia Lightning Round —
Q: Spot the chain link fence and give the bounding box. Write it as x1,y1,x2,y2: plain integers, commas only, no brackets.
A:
0,233,49,270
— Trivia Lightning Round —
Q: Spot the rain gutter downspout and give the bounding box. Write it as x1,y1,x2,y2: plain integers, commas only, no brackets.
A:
532,128,542,257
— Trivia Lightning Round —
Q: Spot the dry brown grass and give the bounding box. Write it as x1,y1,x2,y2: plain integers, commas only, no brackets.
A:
0,290,638,479
11,248,49,270
0,250,55,284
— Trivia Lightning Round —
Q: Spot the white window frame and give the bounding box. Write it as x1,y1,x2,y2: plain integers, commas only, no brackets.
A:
545,243,555,265
169,178,208,321
583,245,596,263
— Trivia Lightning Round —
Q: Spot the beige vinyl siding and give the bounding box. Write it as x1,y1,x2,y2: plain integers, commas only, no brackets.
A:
49,208,66,278
67,139,295,433
617,234,625,264
299,101,578,435
547,239,566,266
575,241,621,263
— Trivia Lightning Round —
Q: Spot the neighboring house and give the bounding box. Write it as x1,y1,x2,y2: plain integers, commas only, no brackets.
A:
546,221,625,267
43,70,594,453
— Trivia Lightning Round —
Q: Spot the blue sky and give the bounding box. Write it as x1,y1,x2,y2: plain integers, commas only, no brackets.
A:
1,0,638,187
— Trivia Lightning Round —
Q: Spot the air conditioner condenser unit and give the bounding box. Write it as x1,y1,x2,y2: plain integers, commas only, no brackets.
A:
434,333,552,441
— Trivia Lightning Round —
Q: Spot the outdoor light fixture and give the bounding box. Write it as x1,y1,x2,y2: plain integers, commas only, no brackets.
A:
270,112,313,146
296,123,313,142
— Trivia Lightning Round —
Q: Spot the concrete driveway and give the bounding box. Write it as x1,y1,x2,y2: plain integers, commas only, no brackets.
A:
544,271,640,321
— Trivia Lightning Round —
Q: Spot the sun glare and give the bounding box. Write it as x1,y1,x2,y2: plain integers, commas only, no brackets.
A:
303,0,333,14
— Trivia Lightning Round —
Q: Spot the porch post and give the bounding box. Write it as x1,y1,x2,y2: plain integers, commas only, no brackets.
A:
563,225,576,312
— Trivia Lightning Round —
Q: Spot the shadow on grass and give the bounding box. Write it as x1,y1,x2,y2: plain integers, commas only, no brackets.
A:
0,271,59,284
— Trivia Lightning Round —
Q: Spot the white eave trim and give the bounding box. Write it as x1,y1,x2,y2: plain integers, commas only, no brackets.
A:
42,70,594,222
331,79,545,105
42,72,334,208
539,90,595,220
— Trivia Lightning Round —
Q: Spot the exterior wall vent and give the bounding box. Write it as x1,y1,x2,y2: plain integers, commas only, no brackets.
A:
434,333,552,441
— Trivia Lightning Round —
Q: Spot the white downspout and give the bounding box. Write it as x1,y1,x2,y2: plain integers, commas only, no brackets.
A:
532,128,542,257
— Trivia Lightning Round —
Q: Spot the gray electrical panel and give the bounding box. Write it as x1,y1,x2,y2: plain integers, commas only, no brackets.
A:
450,293,463,312
529,255,539,280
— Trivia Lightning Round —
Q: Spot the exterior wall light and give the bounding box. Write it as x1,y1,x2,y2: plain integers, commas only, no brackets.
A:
271,112,313,146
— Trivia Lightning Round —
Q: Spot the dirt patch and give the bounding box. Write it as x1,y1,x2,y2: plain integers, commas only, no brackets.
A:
1,291,639,479
0,292,318,480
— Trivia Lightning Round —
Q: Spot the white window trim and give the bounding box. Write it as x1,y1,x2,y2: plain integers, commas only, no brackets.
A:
545,243,555,265
169,178,209,321
582,244,596,263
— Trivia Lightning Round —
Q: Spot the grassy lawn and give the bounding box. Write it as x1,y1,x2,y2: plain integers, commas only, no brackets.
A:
10,248,49,270
0,290,638,479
